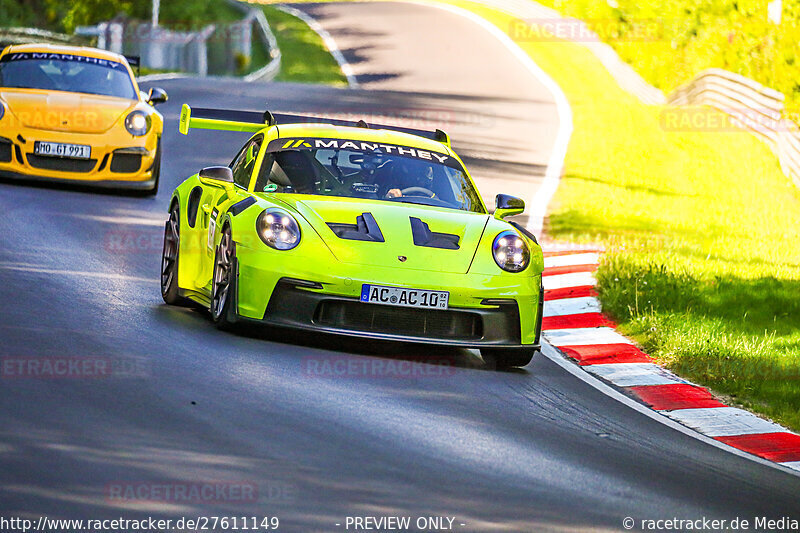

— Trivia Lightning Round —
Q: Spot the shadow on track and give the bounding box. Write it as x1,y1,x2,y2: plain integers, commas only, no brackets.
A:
0,176,155,198
161,302,531,374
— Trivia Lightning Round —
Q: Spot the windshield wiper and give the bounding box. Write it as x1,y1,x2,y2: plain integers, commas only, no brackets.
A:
387,196,455,209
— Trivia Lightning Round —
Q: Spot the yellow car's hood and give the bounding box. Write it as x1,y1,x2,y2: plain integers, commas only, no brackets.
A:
0,89,136,134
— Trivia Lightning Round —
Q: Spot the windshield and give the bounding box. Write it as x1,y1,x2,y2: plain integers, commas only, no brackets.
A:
254,137,485,213
0,53,137,100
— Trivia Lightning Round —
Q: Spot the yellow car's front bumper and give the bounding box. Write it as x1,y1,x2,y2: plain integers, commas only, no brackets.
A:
0,125,159,190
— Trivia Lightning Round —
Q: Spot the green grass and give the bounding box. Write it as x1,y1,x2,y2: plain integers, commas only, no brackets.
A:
138,67,178,77
532,0,800,118
447,1,800,431
259,5,348,85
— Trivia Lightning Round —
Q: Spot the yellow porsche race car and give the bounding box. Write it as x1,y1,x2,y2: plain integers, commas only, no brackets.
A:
0,44,168,194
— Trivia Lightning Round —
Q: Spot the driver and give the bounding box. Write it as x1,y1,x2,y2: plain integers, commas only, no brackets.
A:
359,152,387,181
385,159,435,198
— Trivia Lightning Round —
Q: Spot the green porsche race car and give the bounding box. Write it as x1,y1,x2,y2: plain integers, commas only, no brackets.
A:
160,105,544,368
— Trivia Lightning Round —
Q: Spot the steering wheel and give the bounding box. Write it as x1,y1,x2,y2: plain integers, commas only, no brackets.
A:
400,186,434,197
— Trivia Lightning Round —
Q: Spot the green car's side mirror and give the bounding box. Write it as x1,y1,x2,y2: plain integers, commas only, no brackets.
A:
494,194,525,220
198,166,236,194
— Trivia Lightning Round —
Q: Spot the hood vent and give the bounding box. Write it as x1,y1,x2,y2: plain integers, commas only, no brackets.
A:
327,212,385,242
410,217,460,250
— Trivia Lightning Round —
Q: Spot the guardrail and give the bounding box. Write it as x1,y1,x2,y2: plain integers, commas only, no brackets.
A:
667,69,800,189
76,0,280,80
226,0,282,82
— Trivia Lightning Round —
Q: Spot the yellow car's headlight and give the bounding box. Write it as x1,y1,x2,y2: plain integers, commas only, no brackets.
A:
125,110,151,136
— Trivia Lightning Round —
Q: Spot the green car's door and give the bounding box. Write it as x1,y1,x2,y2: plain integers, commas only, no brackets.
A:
196,135,263,294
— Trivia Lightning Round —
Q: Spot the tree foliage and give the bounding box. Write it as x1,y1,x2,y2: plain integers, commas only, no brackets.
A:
544,0,800,114
2,0,239,33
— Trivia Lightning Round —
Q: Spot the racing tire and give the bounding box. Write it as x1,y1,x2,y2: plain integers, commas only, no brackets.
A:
160,202,189,306
481,347,536,370
210,224,237,329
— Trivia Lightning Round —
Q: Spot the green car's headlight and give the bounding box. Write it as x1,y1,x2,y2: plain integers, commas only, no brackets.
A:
125,110,151,136
492,230,529,273
256,208,301,250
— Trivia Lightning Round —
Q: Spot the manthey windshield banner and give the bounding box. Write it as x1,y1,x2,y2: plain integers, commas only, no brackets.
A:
0,52,126,70
266,137,461,169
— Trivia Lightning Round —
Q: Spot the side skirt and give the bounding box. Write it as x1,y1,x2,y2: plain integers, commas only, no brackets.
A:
181,288,211,308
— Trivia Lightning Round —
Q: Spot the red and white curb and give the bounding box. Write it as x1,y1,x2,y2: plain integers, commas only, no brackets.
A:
540,248,800,473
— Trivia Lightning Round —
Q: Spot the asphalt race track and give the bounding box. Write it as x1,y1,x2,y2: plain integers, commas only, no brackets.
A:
1,3,799,531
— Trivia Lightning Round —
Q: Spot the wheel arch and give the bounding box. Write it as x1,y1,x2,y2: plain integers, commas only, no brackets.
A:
221,195,263,247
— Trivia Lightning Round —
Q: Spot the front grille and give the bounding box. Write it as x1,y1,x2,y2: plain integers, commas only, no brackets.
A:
26,154,97,173
110,153,142,173
0,139,11,163
314,300,483,340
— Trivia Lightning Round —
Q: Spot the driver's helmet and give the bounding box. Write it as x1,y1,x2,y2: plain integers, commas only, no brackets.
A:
392,159,434,190
360,151,386,173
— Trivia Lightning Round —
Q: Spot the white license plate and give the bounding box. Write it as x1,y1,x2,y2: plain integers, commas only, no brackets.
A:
360,284,449,310
34,141,91,159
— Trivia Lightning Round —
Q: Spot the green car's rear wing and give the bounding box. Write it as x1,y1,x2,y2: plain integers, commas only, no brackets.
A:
179,104,272,134
179,104,451,145
271,112,451,145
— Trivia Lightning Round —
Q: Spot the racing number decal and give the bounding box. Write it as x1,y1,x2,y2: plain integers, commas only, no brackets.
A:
208,208,219,251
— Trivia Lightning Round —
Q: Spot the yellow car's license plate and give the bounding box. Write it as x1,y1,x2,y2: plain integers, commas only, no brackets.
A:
34,141,91,159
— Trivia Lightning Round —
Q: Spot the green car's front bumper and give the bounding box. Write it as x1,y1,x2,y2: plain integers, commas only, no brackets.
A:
233,245,543,349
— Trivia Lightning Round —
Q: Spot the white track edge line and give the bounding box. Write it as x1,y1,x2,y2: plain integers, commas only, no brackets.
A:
782,461,800,472
276,4,360,88
402,0,573,238
540,342,800,478
137,73,190,82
